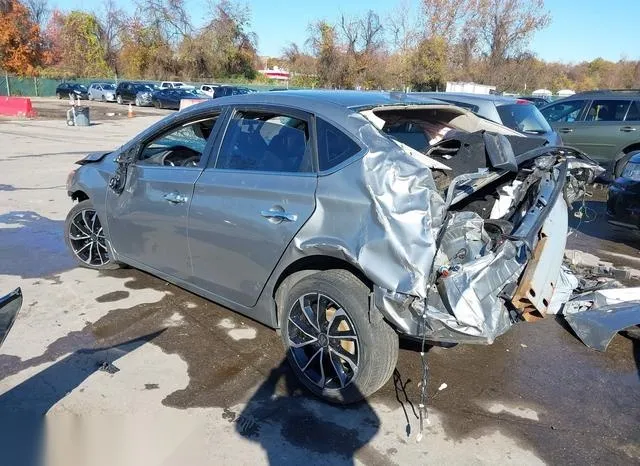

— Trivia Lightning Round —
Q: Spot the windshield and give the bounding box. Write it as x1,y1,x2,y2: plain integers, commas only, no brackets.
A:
103,84,115,90
74,85,88,91
135,84,155,92
496,103,552,134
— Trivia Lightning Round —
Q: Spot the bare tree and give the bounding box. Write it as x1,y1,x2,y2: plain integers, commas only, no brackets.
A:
421,0,474,41
99,0,125,75
473,0,550,65
23,0,49,27
358,10,384,54
136,0,192,43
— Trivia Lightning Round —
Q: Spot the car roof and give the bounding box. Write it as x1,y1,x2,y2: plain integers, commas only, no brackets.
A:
413,92,520,105
181,90,448,124
564,89,640,99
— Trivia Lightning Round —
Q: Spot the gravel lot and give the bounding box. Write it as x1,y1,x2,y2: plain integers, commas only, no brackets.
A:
0,114,638,466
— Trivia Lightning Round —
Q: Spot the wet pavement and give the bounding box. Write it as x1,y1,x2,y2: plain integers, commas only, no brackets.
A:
0,118,638,465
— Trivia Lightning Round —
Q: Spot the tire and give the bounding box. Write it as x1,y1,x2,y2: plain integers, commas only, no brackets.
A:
157,100,163,109
101,95,105,102
116,95,123,105
279,269,398,404
56,92,61,99
135,97,140,106
64,199,119,270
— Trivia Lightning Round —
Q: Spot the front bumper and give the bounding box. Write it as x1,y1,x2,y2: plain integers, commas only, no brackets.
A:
607,182,640,229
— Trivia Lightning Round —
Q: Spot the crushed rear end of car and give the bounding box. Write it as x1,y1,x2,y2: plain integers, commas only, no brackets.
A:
351,105,602,345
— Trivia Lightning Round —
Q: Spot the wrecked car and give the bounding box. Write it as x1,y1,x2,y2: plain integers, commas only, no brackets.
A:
64,91,600,403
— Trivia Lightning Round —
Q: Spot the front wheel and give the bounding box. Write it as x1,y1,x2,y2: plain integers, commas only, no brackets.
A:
280,269,398,404
135,97,141,106
116,95,123,105
64,199,119,270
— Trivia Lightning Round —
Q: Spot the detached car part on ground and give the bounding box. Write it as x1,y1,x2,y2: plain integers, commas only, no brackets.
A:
64,91,601,403
0,289,22,349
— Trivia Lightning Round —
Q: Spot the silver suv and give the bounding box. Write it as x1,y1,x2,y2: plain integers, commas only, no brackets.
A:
64,91,597,403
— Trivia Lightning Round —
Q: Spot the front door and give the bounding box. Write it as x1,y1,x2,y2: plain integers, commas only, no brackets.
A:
106,112,223,280
188,106,317,307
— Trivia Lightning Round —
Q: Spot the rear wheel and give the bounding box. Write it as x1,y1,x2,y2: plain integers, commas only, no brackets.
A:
64,199,119,270
56,92,61,99
135,97,141,106
279,269,398,404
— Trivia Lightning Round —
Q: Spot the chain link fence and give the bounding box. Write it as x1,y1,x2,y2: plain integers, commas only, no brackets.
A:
0,74,282,97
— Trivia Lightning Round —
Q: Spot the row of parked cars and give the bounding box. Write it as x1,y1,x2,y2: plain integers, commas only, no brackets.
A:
55,81,256,110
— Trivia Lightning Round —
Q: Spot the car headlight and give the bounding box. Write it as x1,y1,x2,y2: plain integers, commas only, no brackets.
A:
622,162,640,181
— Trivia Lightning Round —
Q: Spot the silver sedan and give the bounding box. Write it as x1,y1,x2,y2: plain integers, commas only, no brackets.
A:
87,82,116,102
64,91,600,403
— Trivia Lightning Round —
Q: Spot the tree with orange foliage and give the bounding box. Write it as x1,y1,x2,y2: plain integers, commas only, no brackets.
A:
0,0,43,76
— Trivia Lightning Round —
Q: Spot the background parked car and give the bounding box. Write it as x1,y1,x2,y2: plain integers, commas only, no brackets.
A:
88,82,116,102
55,83,89,100
159,81,195,90
200,84,219,97
518,95,552,107
152,89,201,110
411,92,562,145
540,90,640,177
607,150,640,229
115,82,156,106
212,86,255,98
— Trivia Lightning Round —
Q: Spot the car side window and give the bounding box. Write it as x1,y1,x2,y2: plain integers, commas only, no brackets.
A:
625,101,640,121
316,118,362,171
138,115,220,168
541,100,586,123
585,100,630,122
215,110,312,173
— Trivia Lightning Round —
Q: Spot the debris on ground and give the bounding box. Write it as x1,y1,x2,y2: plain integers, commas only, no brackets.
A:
564,249,640,284
438,383,448,391
98,361,120,374
561,287,640,351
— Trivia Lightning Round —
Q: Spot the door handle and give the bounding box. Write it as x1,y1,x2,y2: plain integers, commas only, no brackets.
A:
163,192,188,204
620,126,637,132
558,128,574,133
261,209,297,223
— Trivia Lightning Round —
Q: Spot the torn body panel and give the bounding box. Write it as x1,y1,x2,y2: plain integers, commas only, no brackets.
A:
564,289,640,351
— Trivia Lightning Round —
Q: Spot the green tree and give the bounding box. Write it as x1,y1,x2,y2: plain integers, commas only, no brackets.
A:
57,11,111,77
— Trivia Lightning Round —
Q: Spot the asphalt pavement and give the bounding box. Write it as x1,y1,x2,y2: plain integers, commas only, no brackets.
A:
0,112,638,466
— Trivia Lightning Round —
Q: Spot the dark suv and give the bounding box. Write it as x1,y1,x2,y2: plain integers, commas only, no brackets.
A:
115,81,156,106
540,90,640,177
55,83,89,100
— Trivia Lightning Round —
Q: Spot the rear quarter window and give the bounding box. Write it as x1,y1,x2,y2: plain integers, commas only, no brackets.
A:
497,103,552,134
316,118,362,171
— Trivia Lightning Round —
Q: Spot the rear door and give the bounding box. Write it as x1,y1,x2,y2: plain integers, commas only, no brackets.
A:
188,105,317,307
106,110,225,280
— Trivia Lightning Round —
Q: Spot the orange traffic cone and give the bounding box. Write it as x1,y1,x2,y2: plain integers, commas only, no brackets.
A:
128,103,134,118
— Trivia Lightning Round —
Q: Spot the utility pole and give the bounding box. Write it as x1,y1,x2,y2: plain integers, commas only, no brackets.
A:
4,70,10,97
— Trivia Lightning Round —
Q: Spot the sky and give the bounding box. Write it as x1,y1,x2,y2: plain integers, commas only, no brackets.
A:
52,0,639,63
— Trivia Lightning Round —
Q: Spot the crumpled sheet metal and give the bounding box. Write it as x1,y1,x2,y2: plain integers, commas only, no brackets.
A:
295,119,445,299
434,234,526,344
563,287,640,351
